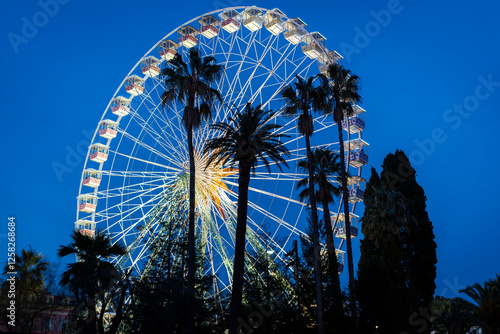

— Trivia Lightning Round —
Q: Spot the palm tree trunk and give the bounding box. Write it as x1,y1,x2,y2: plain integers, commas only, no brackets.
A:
322,198,344,324
187,125,196,334
337,120,359,333
228,161,251,334
305,133,325,334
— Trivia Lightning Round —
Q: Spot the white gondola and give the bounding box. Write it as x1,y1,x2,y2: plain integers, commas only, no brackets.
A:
82,169,102,188
302,32,326,59
342,105,366,133
347,175,366,203
333,212,359,239
158,39,179,61
111,96,130,117
75,220,95,237
318,50,343,76
344,138,369,168
89,143,109,163
283,17,306,44
198,15,220,39
263,8,285,35
98,119,119,139
242,7,263,32
141,56,161,77
125,75,145,96
78,194,97,213
178,25,199,48
219,9,240,33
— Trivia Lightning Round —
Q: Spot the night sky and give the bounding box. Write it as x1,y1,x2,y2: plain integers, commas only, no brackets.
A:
1,0,499,300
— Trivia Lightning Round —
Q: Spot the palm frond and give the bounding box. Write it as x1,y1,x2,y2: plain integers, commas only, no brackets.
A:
204,103,290,174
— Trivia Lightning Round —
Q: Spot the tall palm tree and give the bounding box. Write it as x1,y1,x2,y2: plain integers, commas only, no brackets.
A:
58,231,126,334
3,248,49,295
160,48,223,333
320,63,362,331
296,148,344,325
281,75,329,334
203,103,289,334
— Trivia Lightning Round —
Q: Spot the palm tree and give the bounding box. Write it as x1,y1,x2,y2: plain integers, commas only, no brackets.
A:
459,274,500,333
319,63,362,331
296,148,344,326
281,75,328,334
3,247,49,294
431,296,479,334
160,47,223,333
2,248,50,333
204,103,289,334
58,231,126,334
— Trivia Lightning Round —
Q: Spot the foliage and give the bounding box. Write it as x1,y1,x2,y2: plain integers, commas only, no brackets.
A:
431,296,480,334
123,222,225,334
205,103,289,173
319,62,363,333
204,103,289,334
160,47,223,334
358,150,437,334
296,148,345,331
459,274,500,333
281,75,329,334
239,240,307,334
2,248,49,293
58,231,127,334
160,48,223,131
0,248,69,333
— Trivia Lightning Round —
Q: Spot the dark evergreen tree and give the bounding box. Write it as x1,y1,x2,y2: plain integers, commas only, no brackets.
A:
358,168,409,333
381,150,438,329
239,241,307,334
358,150,437,333
123,217,226,334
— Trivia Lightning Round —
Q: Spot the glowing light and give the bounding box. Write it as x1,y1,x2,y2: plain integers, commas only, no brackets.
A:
173,150,237,220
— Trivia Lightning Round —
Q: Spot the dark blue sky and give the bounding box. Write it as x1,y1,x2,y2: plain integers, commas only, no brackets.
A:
1,0,499,299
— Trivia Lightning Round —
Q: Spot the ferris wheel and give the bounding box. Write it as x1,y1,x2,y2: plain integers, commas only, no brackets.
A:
75,6,369,296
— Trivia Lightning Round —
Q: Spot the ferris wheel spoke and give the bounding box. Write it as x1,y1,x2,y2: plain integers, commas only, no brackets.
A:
224,171,305,182
241,40,306,108
118,129,183,167
96,177,169,199
128,101,187,162
96,183,167,226
244,199,305,250
227,32,279,107
109,149,183,173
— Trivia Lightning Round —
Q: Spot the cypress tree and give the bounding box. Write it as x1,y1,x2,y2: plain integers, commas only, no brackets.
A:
380,150,437,319
358,150,437,333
